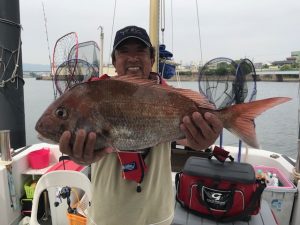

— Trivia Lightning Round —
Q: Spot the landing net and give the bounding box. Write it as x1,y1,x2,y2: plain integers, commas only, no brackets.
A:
199,57,238,109
53,37,100,96
199,57,257,108
55,59,97,94
199,57,257,150
52,32,78,96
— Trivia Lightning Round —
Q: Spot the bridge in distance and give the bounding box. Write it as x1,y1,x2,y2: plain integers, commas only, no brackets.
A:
256,70,299,76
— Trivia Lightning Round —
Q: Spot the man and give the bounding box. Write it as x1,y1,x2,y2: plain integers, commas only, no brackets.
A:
59,26,222,225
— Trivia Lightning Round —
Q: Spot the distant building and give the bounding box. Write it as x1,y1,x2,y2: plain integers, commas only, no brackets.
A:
272,51,299,66
291,51,300,63
272,59,296,66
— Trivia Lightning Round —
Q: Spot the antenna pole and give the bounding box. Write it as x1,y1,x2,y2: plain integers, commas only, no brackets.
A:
149,0,159,73
98,26,104,76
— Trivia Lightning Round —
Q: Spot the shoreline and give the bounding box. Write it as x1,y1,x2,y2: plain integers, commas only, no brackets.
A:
168,75,299,82
31,75,299,82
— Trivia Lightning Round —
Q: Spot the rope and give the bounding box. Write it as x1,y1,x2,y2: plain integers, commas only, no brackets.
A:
160,0,165,44
107,0,118,74
71,188,88,217
195,0,203,66
0,15,24,89
175,70,181,88
41,1,57,99
160,58,167,78
0,26,24,89
292,167,300,181
0,17,21,28
170,0,174,52
41,1,52,71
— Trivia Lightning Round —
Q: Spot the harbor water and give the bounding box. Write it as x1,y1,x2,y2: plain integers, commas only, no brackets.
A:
24,78,299,158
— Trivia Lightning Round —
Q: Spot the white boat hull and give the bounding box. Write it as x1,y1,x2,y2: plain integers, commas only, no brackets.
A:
1,143,299,225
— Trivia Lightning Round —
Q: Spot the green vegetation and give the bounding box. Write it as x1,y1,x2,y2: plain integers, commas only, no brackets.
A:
280,64,299,71
178,71,192,76
262,64,269,69
199,61,237,76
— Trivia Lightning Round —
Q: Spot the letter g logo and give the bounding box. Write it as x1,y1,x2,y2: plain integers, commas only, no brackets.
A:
212,193,222,201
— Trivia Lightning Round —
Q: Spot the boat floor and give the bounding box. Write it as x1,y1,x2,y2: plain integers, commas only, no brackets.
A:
35,199,276,225
172,199,277,225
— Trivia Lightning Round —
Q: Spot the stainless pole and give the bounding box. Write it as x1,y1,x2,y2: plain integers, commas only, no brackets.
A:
296,67,300,174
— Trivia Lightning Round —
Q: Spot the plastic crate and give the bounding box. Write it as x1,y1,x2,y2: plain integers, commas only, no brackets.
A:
254,165,297,225
67,213,87,225
27,148,50,169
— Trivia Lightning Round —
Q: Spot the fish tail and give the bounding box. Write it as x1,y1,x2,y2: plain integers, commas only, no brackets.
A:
220,97,291,148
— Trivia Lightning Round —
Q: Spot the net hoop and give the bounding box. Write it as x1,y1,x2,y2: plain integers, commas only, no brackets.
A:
52,32,79,76
54,59,97,95
235,58,257,103
199,57,238,109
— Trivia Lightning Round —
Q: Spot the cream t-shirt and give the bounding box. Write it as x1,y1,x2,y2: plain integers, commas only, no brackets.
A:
88,142,174,225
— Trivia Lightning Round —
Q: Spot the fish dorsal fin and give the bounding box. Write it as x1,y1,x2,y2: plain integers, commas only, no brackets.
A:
166,86,216,110
112,75,215,109
113,75,159,86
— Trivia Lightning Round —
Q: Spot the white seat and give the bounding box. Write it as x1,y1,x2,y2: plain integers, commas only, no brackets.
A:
29,170,92,225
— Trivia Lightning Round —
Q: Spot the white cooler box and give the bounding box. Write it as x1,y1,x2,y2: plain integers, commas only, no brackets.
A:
255,165,297,225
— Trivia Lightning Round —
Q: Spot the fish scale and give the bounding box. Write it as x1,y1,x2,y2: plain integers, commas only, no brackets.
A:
106,101,184,150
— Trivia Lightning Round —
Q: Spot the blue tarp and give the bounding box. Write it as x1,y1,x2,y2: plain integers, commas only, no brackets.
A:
159,44,176,79
159,44,173,58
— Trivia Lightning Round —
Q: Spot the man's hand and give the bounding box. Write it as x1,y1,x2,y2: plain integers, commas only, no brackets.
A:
59,129,114,165
178,112,223,151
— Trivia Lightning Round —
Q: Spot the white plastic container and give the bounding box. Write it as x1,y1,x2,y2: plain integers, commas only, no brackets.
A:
254,165,297,225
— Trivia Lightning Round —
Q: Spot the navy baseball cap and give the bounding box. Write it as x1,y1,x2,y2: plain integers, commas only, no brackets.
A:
113,26,152,51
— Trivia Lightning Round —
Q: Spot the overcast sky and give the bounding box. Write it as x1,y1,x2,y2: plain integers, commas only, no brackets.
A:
19,0,300,66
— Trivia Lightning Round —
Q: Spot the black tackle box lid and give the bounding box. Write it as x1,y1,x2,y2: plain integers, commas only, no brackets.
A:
183,156,255,184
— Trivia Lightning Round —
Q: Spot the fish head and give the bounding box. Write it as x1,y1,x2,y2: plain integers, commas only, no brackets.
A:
35,84,111,149
35,91,82,143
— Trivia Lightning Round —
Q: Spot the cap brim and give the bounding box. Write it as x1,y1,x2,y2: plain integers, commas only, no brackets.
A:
113,36,151,51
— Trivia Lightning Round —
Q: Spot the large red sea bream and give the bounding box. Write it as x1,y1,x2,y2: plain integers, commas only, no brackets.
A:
35,76,290,151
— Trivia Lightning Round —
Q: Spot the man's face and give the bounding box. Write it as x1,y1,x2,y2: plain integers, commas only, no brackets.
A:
113,39,154,78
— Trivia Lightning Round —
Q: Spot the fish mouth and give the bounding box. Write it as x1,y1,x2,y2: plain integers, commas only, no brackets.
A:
37,133,59,144
35,115,62,143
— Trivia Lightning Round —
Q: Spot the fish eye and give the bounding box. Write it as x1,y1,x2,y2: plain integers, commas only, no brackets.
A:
55,106,68,119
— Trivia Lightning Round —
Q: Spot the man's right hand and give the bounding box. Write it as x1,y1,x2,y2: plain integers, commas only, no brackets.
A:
59,129,114,165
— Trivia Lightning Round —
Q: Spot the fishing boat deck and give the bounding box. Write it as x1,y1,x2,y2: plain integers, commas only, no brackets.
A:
172,199,277,225
37,199,277,225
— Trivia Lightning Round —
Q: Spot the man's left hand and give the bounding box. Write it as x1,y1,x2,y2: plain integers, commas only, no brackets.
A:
178,112,223,151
